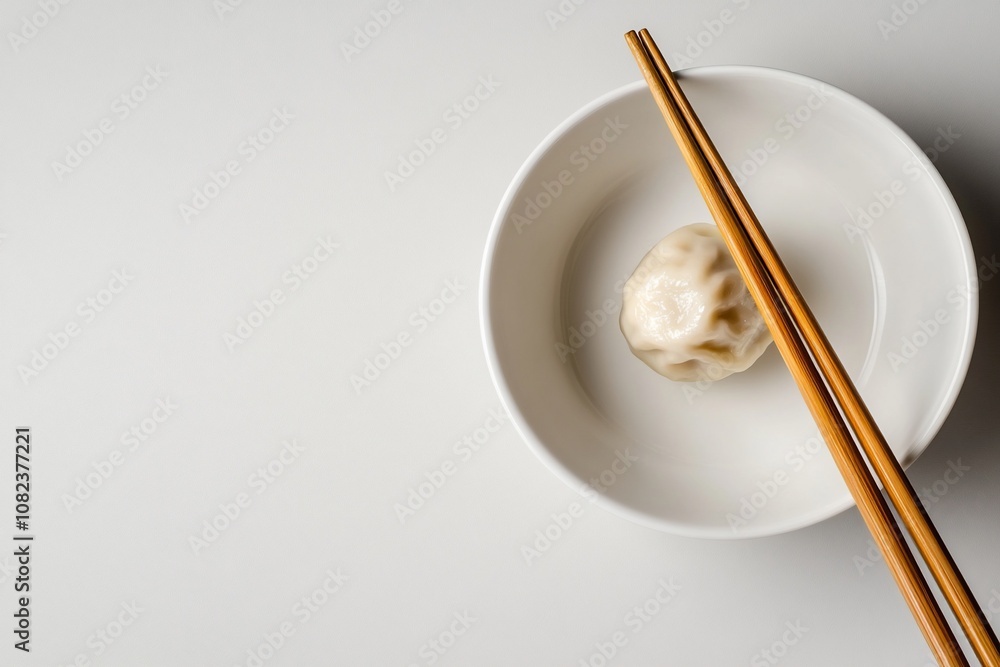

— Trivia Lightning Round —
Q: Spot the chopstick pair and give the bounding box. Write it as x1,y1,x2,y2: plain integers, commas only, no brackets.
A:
625,28,1000,667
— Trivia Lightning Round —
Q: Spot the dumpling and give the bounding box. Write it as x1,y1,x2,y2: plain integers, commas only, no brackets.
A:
619,223,772,382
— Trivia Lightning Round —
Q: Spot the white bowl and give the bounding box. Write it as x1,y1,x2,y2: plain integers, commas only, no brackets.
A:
480,66,977,538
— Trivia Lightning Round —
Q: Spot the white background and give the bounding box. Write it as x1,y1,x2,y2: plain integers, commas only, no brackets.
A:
1,0,999,665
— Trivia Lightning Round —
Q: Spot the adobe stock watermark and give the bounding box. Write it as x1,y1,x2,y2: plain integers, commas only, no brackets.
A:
223,236,340,352
55,601,144,667
384,75,501,192
213,0,249,21
668,0,755,68
233,566,349,667
543,0,590,31
394,407,509,524
886,308,950,373
887,251,998,372
577,578,681,667
985,588,1000,622
853,459,971,576
730,84,834,187
350,278,466,394
913,126,962,164
340,0,415,62
17,268,135,385
512,116,628,235
179,107,294,224
405,611,477,667
945,251,1000,309
750,620,809,666
61,397,178,512
843,126,960,242
51,65,169,181
521,448,639,566
188,439,305,555
7,0,74,54
555,297,619,363
0,555,17,586
726,431,829,533
877,0,934,40
679,362,734,405
843,177,907,242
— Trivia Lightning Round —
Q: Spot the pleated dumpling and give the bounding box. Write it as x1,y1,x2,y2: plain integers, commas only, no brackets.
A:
619,223,773,382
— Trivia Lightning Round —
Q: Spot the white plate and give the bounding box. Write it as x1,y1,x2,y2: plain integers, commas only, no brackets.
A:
480,66,977,538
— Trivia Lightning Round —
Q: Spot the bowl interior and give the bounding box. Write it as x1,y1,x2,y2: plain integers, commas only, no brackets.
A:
482,67,976,538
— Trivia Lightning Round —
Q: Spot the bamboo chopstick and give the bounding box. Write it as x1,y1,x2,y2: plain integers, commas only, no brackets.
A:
632,28,1000,667
624,29,979,667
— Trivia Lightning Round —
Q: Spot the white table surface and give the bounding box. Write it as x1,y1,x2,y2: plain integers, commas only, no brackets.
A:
2,1,999,665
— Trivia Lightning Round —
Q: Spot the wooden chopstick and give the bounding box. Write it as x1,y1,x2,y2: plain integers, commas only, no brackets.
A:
633,28,1000,667
624,30,973,667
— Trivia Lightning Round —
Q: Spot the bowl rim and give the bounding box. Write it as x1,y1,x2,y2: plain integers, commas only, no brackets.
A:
479,65,979,539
